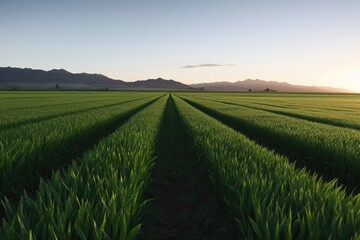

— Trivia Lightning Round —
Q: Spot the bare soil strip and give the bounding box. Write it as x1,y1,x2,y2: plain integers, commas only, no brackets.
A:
140,96,237,240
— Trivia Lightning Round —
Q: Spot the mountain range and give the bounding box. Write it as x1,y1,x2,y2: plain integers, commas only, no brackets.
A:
0,67,191,90
190,79,352,93
0,67,352,93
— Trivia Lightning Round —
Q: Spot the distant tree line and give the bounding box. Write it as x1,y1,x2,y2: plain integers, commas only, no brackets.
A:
248,88,278,92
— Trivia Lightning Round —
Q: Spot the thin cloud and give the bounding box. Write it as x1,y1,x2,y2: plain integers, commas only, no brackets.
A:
180,64,236,69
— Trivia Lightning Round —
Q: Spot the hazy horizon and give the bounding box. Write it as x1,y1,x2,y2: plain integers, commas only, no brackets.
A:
1,1,359,92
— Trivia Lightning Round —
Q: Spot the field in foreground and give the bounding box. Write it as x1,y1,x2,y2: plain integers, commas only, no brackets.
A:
0,91,360,239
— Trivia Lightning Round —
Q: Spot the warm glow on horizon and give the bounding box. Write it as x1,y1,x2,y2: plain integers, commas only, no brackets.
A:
346,74,360,93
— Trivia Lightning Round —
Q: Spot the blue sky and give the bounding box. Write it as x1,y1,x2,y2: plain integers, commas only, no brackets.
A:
1,0,359,91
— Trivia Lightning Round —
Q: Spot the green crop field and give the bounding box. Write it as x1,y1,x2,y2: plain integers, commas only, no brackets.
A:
1,91,360,239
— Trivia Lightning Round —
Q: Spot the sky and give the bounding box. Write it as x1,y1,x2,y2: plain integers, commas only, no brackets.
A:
1,0,360,92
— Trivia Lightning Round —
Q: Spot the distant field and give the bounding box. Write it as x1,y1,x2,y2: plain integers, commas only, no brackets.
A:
1,91,360,239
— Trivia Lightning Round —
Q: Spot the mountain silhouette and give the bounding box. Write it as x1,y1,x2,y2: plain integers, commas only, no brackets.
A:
0,67,192,90
0,67,352,92
190,79,352,93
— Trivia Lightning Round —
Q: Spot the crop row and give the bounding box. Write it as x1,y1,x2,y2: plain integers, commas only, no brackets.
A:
173,96,360,239
181,92,360,114
193,96,360,130
179,96,360,191
0,92,108,110
0,95,161,197
0,92,159,111
184,93,360,116
0,96,167,239
0,95,155,131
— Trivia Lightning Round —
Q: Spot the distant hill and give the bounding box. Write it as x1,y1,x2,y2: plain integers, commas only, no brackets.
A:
0,67,352,92
0,67,192,90
129,78,191,89
190,79,352,93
